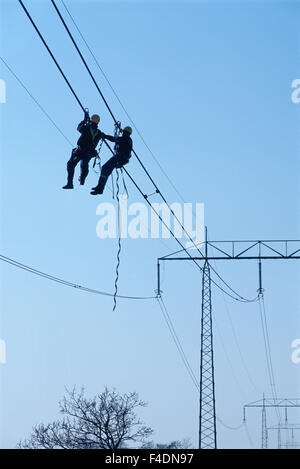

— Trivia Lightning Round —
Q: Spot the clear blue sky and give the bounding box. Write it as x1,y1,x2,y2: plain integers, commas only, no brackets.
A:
0,0,299,449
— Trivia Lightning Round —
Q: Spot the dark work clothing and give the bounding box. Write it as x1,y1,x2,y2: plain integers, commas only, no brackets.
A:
77,120,103,151
65,120,103,186
94,156,118,193
93,133,132,193
66,147,95,186
103,133,132,166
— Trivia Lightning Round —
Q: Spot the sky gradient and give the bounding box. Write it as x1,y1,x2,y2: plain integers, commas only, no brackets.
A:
0,0,300,449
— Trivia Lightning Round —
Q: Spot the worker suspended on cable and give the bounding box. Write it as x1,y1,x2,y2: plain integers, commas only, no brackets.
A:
62,110,103,189
90,126,133,195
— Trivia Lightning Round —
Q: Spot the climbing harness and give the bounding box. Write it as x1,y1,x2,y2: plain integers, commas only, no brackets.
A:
92,139,103,174
92,150,102,174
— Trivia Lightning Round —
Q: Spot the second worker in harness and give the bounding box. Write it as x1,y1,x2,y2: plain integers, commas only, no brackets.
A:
62,111,103,189
90,126,133,195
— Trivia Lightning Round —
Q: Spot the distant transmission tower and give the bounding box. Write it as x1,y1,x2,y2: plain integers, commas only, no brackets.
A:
261,395,268,449
244,398,300,448
268,423,300,449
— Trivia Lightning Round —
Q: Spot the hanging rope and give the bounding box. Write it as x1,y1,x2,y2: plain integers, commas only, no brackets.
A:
19,0,253,304
120,168,129,199
19,0,205,272
113,170,122,311
48,0,207,262
113,122,122,311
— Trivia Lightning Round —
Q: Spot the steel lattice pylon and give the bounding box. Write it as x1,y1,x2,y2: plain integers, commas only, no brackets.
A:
261,395,268,449
158,237,300,449
199,260,217,449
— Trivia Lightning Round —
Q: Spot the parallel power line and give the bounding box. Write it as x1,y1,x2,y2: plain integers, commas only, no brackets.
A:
11,3,288,444
0,52,254,434
159,238,300,448
0,56,74,147
18,0,257,306
18,0,85,112
60,0,194,208
157,295,247,434
49,0,207,261
0,55,179,257
0,254,155,300
17,0,204,271
258,294,281,424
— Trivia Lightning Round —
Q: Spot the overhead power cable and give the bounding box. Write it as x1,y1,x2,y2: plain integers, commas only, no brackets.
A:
98,142,203,273
209,263,259,304
1,252,246,433
18,0,254,303
49,0,206,262
216,416,244,431
157,296,199,391
158,295,246,433
212,260,261,394
50,0,116,123
18,0,85,112
18,0,204,270
0,55,74,147
161,242,259,303
0,56,187,260
0,254,155,300
60,0,191,208
258,294,281,424
121,166,203,272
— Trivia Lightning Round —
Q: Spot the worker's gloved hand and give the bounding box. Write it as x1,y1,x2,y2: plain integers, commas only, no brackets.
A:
84,109,90,120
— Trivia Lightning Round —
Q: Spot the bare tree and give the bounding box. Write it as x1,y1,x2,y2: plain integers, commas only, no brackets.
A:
19,387,153,449
142,439,191,449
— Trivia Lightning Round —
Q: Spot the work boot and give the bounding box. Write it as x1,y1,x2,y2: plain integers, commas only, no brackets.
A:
90,187,103,195
62,183,74,189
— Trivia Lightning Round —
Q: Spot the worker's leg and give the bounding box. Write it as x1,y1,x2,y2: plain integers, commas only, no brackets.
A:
63,148,81,189
79,156,91,185
90,156,117,194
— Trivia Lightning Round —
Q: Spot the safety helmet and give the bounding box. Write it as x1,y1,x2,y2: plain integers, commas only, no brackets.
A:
91,114,100,124
123,126,132,135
